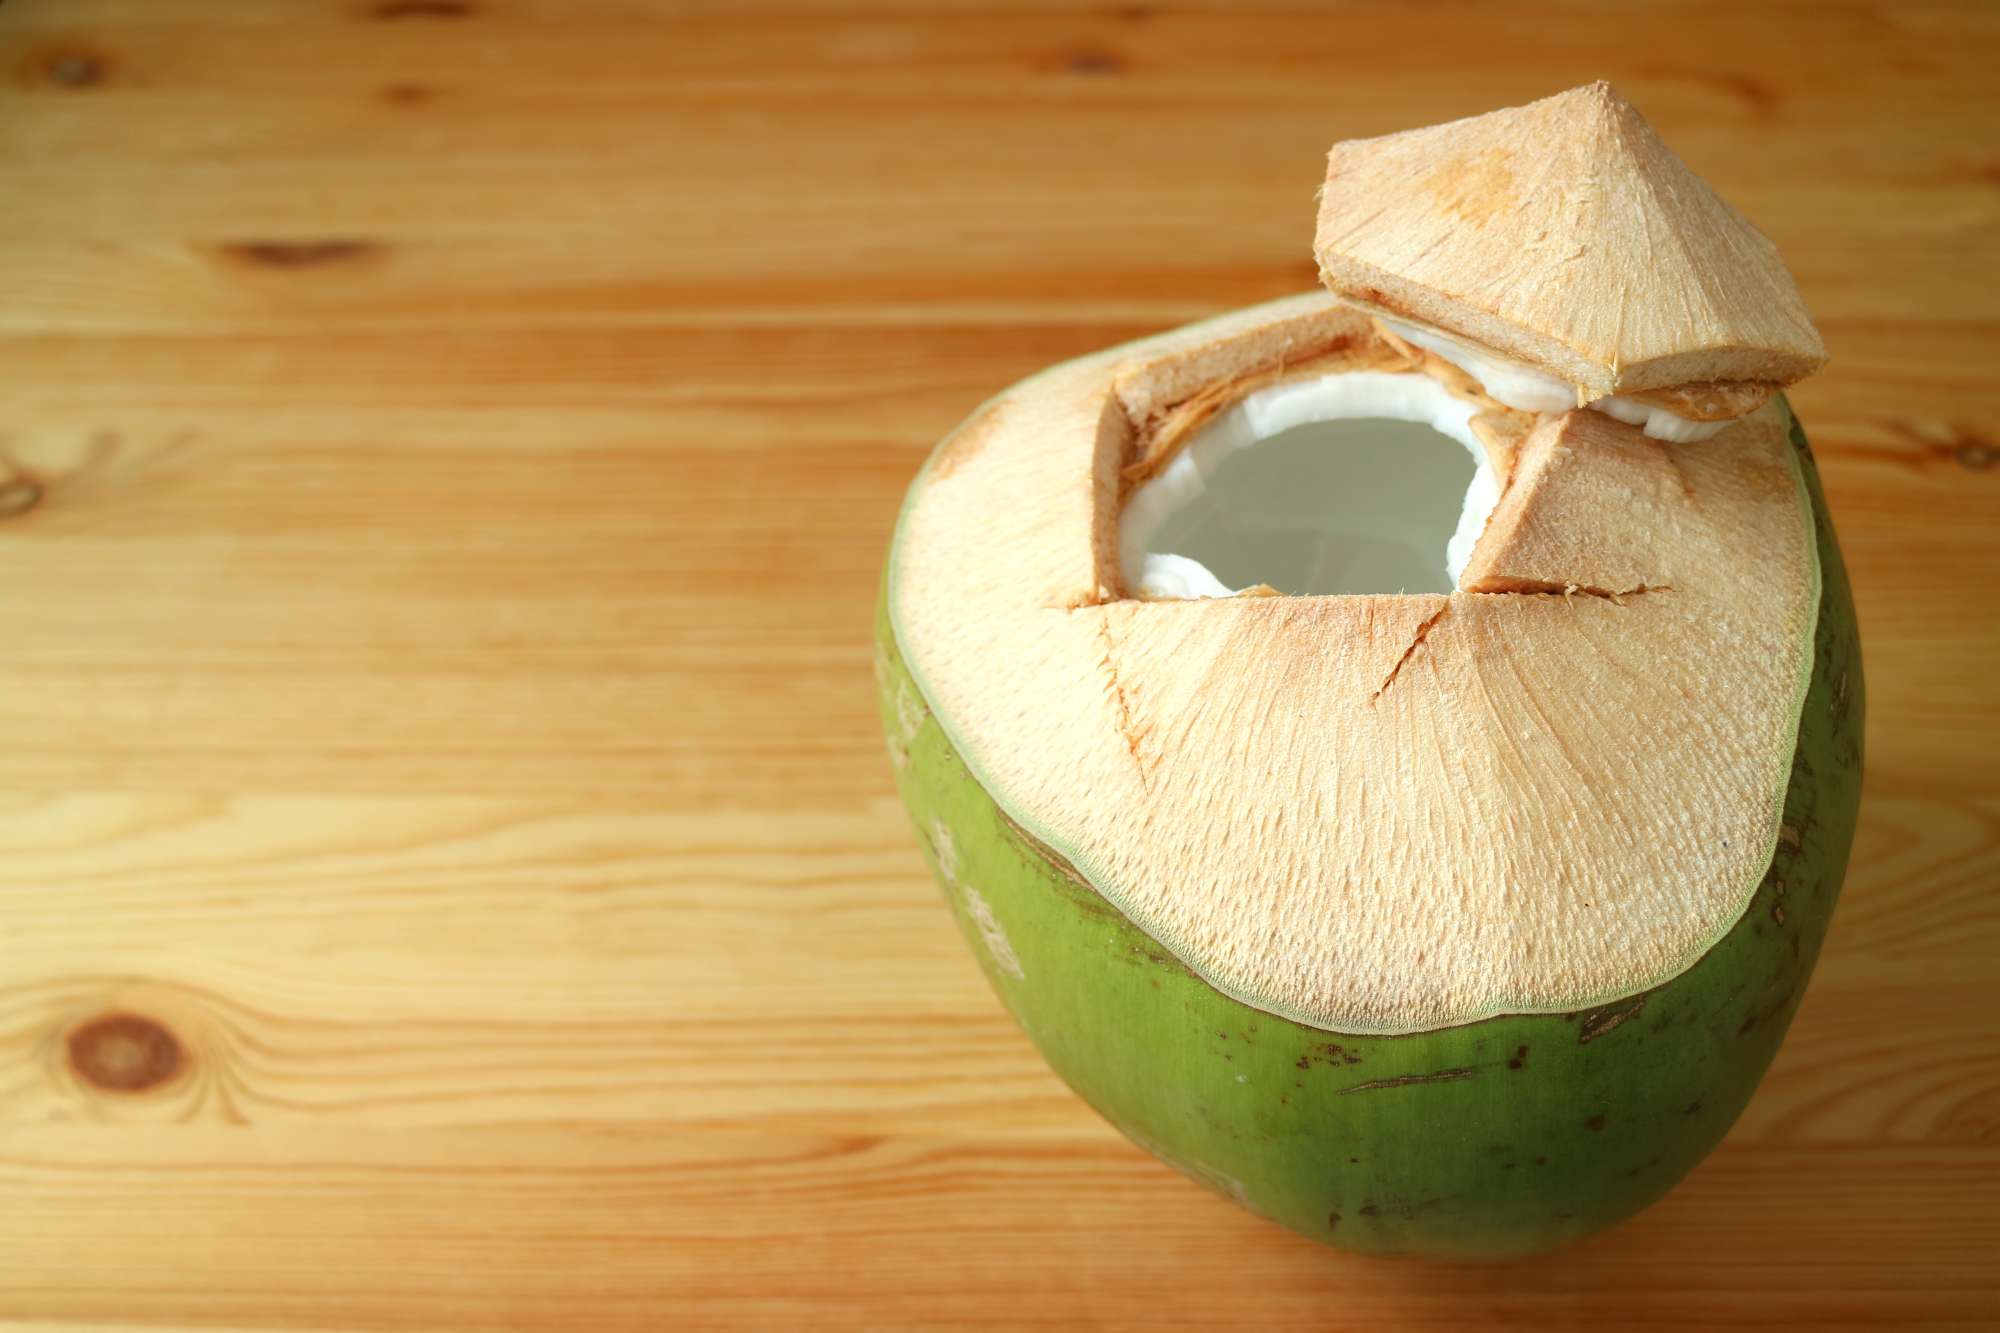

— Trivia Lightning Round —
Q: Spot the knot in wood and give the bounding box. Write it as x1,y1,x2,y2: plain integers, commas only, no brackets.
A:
68,1013,184,1093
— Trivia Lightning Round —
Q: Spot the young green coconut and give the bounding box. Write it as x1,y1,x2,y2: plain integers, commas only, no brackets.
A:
877,83,1862,1258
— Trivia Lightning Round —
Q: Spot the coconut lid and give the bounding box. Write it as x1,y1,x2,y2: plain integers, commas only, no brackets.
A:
1313,83,1826,400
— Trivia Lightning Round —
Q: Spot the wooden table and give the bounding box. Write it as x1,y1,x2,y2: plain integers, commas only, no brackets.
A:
2,3,1996,1327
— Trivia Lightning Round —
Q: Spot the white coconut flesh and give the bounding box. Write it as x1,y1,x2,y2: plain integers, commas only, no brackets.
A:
1121,372,1503,601
891,294,1821,1035
1374,317,1735,444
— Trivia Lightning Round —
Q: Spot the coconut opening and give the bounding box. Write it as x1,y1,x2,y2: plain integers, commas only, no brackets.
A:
1121,371,1501,599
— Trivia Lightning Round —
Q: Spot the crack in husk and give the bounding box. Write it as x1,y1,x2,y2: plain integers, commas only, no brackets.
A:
1468,580,1673,604
1093,613,1153,789
1374,582,1671,700
1373,603,1453,699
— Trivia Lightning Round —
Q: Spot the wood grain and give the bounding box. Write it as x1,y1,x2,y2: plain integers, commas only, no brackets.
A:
1,2,1997,1328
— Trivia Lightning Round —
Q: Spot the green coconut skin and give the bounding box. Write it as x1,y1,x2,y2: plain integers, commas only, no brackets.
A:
878,407,1862,1259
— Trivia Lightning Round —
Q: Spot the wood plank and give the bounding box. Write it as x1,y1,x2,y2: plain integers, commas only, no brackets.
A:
2,7,1995,335
1,1131,1996,1330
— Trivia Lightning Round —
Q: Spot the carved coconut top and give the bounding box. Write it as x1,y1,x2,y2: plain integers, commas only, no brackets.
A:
1314,82,1825,401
